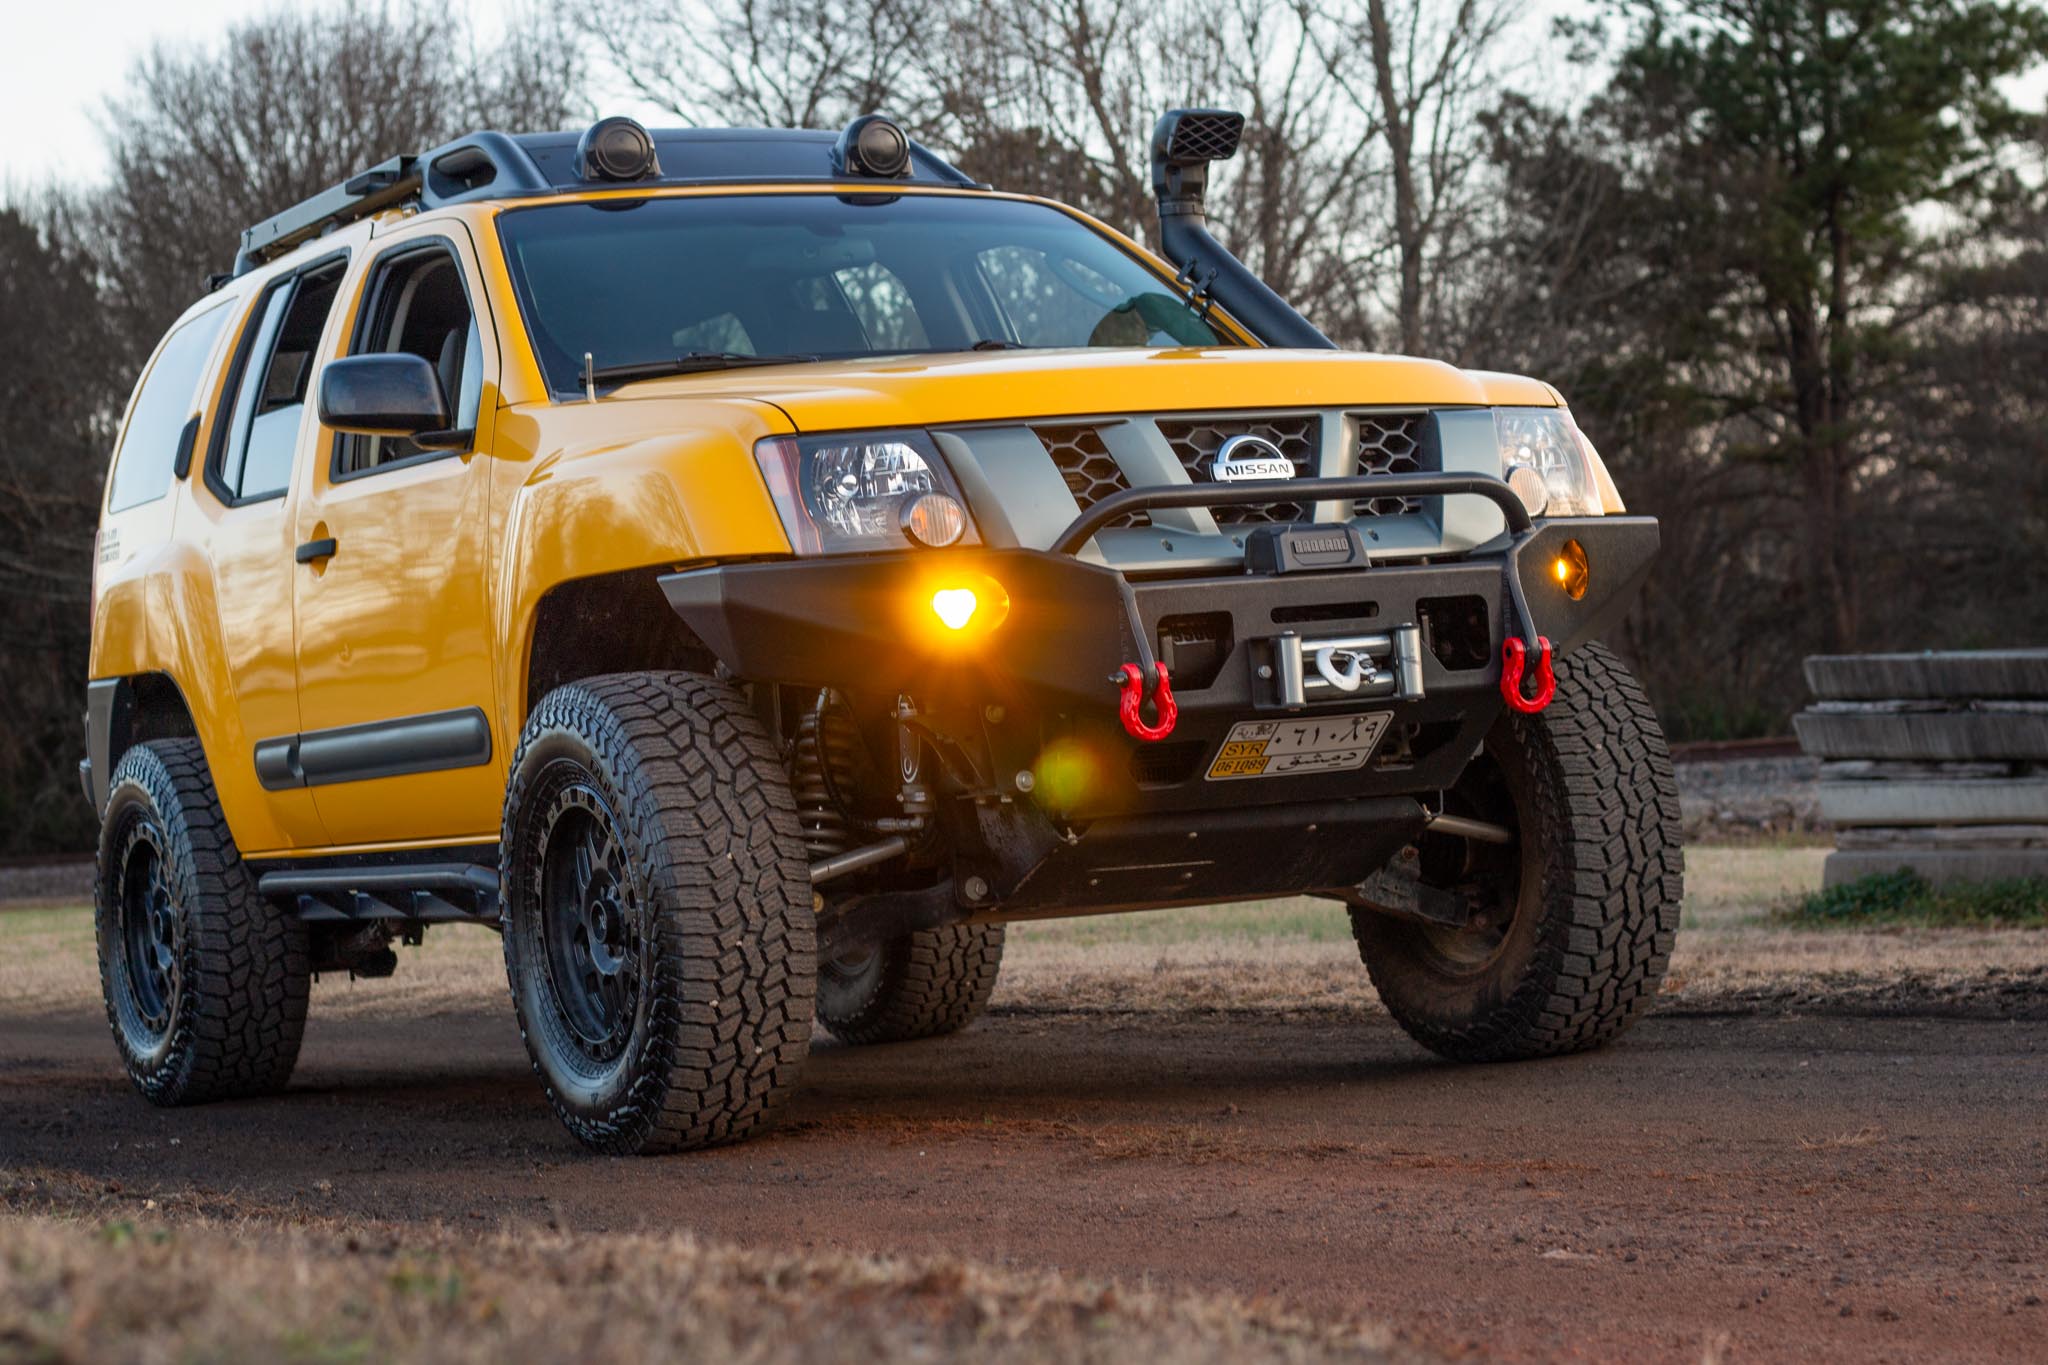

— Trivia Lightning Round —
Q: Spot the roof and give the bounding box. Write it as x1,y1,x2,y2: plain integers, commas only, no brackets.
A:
230,124,984,278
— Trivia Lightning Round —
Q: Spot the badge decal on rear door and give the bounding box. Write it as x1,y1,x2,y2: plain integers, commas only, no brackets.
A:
1206,711,1392,780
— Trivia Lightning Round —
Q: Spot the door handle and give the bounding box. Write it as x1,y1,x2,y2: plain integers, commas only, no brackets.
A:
295,537,338,564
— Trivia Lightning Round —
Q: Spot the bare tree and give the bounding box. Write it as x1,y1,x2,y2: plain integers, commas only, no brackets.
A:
940,0,1394,338
1317,0,1514,354
1193,0,1384,344
579,0,940,128
92,0,587,345
963,0,1173,237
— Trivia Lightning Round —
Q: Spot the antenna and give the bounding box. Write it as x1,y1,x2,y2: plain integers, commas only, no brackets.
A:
583,352,597,404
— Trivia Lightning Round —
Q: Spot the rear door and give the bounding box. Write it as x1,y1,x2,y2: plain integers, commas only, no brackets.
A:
288,223,503,849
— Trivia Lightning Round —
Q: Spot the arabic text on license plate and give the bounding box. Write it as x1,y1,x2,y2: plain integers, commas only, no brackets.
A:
1204,712,1393,781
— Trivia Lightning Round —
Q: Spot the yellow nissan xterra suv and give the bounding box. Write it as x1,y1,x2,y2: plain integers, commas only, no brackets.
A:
85,111,1682,1153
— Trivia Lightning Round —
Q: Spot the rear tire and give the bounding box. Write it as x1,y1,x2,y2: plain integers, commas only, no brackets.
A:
818,924,1005,1045
500,672,816,1154
94,739,308,1104
1351,643,1683,1061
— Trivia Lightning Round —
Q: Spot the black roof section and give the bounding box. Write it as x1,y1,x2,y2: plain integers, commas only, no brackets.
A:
231,124,985,277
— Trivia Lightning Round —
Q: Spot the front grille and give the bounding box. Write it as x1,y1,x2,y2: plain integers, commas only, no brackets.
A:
1353,412,1432,517
1036,425,1149,529
1156,414,1319,524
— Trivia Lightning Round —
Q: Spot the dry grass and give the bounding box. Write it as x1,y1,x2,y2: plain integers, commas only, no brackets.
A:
7,846,2043,1027
0,1169,1412,1365
1654,847,2048,1002
0,906,510,1022
997,846,2048,1012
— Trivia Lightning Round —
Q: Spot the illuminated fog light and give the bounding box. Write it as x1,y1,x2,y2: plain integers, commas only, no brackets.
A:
919,574,1011,641
931,587,980,630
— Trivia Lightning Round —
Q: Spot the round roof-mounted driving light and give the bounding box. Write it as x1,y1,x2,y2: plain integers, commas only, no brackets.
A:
1505,463,1549,518
834,114,912,179
578,117,661,182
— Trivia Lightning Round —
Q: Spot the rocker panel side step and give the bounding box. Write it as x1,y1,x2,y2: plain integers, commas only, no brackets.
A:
256,863,501,924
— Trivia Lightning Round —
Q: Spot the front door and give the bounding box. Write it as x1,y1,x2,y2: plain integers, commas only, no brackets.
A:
192,253,354,854
290,225,502,849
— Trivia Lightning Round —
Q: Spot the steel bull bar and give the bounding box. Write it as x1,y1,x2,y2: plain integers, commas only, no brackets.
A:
1052,472,1588,731
659,472,1659,738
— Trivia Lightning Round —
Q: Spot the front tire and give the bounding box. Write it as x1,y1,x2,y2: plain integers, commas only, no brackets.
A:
94,739,308,1104
1352,643,1683,1061
818,924,1005,1046
500,673,816,1154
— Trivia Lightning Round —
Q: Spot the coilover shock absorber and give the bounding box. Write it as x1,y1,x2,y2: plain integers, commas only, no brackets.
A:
789,689,866,859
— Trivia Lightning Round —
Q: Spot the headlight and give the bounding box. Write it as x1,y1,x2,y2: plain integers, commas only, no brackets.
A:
1493,407,1602,518
754,430,978,555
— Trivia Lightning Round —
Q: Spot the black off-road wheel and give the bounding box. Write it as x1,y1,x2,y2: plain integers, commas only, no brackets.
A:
817,924,1005,1046
94,739,308,1104
1351,643,1683,1061
501,673,816,1154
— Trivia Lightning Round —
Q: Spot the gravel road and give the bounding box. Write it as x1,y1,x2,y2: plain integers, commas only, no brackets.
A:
5,989,2043,1363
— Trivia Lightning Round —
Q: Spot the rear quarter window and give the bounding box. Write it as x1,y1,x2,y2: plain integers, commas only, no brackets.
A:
105,301,233,513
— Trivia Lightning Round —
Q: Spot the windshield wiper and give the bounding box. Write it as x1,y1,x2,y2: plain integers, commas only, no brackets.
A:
969,338,1028,351
587,352,822,386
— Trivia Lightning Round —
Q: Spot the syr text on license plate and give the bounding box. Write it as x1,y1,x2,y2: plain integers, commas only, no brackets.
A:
1204,711,1393,780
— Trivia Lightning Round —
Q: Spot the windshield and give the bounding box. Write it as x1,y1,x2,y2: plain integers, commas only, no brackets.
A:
496,193,1232,392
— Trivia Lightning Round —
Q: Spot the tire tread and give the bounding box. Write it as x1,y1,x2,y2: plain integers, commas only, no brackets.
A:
1354,643,1684,1061
501,672,815,1154
819,924,1005,1046
95,739,308,1104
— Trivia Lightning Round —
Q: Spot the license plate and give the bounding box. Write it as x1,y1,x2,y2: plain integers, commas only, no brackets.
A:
1204,711,1393,781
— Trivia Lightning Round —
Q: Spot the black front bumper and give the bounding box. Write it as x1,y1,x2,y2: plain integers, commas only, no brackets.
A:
660,504,1658,820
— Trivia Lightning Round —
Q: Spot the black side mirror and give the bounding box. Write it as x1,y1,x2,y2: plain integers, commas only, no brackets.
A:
318,353,454,440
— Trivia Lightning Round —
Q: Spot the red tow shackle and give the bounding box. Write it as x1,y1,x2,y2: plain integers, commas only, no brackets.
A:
1500,636,1556,714
1116,662,1178,741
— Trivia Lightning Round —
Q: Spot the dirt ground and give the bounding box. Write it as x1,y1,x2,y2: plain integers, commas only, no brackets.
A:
4,847,2046,1363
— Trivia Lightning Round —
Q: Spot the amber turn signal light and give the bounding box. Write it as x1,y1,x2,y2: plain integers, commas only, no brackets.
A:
1551,538,1589,601
901,492,969,548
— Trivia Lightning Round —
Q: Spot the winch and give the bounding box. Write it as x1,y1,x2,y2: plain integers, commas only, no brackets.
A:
1267,623,1427,709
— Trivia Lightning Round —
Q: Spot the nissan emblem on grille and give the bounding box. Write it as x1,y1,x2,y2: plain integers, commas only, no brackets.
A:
1210,434,1298,482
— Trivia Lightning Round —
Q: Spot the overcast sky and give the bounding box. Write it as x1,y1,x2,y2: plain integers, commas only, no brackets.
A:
0,0,606,191
0,0,1575,192
4,0,2042,195
1,0,364,187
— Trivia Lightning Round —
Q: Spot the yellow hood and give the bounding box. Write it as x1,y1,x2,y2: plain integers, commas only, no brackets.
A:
601,347,1559,432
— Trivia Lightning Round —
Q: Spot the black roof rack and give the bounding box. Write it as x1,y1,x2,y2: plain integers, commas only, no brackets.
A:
230,124,985,277
233,155,419,276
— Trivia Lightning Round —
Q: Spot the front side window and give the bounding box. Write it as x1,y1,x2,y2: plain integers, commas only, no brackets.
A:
211,258,347,502
496,194,1231,394
335,245,483,477
105,301,232,513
